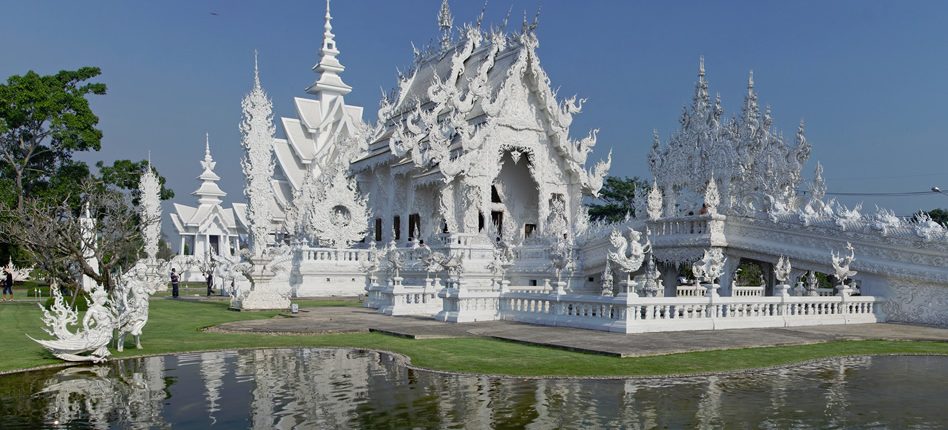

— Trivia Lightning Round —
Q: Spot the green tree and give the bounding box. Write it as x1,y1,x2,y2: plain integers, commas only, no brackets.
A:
97,159,175,204
0,67,106,209
587,176,648,222
925,208,948,226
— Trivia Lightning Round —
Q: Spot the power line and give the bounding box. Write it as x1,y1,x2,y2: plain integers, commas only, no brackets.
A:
825,191,934,197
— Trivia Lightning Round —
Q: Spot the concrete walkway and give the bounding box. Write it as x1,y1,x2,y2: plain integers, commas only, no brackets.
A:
214,307,948,357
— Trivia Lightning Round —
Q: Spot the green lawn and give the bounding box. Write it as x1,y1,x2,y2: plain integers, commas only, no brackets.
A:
1,299,946,377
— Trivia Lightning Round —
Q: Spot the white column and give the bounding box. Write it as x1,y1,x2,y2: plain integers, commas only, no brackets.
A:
179,236,186,255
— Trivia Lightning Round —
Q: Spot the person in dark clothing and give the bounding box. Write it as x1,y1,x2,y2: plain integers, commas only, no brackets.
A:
2,268,13,301
170,268,180,298
205,272,214,296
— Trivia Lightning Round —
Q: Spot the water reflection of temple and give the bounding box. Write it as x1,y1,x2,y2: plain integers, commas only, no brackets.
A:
26,351,942,429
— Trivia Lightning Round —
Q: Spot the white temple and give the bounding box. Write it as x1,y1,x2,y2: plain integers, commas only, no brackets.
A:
169,134,247,281
192,0,948,329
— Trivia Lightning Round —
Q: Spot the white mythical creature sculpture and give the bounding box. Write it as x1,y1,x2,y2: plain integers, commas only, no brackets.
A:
217,244,293,309
914,211,946,242
830,242,857,295
112,262,164,352
774,255,792,296
360,241,384,278
487,239,515,287
31,282,115,363
211,253,252,301
600,259,614,296
833,203,863,231
384,240,404,279
693,248,726,296
871,206,903,236
548,234,574,285
774,256,792,284
640,256,664,297
607,227,650,294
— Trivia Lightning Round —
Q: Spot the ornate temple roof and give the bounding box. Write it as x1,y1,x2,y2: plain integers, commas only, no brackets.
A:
268,0,365,226
351,3,610,197
168,133,246,236
648,58,810,214
192,133,226,205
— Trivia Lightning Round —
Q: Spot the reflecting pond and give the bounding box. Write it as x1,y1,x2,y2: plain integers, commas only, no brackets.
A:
0,349,945,429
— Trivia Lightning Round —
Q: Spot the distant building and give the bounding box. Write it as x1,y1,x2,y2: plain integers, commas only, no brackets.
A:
168,134,247,281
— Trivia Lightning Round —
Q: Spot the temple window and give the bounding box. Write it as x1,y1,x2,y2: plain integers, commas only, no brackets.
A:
408,213,421,241
393,215,401,240
374,218,382,241
490,211,503,235
524,224,537,238
491,185,502,203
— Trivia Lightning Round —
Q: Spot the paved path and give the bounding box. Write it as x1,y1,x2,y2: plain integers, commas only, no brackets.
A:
214,307,948,357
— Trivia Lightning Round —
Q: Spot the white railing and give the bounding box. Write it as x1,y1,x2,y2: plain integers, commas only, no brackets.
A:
676,284,705,297
378,285,441,316
648,214,725,237
494,292,883,334
507,285,552,294
733,285,765,297
299,247,375,263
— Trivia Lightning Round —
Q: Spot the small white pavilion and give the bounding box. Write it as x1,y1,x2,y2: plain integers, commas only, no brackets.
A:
169,134,248,280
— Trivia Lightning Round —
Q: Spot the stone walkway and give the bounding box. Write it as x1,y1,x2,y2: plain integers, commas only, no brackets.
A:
214,307,948,357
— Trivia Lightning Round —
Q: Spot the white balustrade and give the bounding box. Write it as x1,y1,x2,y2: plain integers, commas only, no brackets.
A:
378,284,441,316
732,285,765,297
494,290,883,334
676,284,705,297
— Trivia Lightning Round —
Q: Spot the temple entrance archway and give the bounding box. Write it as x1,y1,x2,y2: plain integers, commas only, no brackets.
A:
491,151,539,242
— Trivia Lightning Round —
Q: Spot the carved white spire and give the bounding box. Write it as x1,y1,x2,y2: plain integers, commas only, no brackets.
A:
193,133,226,205
647,180,663,220
438,0,453,50
307,0,352,97
692,56,710,117
704,173,720,215
138,155,162,261
742,70,760,129
810,161,826,201
241,53,277,257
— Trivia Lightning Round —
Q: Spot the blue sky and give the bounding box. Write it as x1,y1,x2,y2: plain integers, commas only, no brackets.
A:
2,0,947,217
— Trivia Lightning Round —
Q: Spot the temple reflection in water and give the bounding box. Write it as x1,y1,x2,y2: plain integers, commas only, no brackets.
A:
1,349,943,428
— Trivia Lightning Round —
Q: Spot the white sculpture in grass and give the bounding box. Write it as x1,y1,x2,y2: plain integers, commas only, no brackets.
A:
831,242,857,297
139,158,162,263
111,158,166,351
31,282,115,363
112,261,165,352
231,52,293,310
774,255,792,297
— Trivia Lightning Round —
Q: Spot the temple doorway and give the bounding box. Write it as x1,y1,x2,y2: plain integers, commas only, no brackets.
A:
491,151,539,242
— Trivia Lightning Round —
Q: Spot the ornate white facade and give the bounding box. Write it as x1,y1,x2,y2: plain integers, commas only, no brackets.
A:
209,1,948,328
169,134,248,281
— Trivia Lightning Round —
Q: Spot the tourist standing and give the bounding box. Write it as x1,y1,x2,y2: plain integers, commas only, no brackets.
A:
2,267,13,301
170,268,180,298
205,271,214,296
